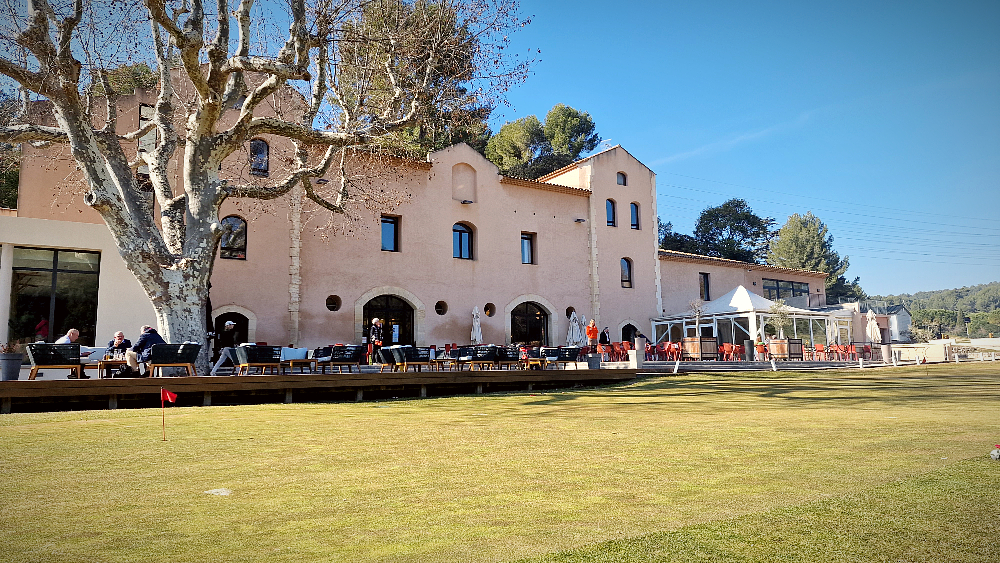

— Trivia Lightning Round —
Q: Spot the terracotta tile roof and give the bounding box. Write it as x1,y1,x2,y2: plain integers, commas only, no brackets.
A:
658,249,830,278
500,175,591,197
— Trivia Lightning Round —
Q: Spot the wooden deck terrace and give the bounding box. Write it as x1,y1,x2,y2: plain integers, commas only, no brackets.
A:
0,367,639,414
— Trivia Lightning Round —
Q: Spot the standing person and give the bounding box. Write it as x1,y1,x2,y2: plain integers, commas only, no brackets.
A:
34,316,49,341
585,319,599,350
599,327,611,361
54,328,79,344
125,325,165,377
210,321,242,376
369,318,383,364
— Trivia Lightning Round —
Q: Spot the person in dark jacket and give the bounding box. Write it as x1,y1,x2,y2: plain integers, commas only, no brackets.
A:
125,325,166,376
104,331,132,358
599,328,611,345
369,318,383,364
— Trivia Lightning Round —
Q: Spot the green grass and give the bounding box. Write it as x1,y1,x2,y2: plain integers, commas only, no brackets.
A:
1,363,997,562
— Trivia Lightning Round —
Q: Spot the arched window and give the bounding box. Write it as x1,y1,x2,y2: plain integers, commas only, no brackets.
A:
617,172,627,186
453,223,473,259
220,215,247,260
620,257,633,288
630,202,640,229
249,139,269,177
606,199,617,227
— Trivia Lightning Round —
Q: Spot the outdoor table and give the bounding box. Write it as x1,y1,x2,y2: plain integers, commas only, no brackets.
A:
96,359,127,379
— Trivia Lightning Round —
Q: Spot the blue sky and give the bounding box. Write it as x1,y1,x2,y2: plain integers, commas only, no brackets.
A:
492,0,1000,296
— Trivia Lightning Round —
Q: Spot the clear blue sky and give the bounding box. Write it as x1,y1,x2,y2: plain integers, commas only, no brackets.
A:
493,0,1000,296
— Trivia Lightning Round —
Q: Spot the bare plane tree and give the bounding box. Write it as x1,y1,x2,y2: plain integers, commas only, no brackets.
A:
0,0,530,370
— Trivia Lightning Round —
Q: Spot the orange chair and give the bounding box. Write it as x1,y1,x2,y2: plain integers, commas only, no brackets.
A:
734,344,745,361
812,344,825,361
720,343,734,361
755,343,768,361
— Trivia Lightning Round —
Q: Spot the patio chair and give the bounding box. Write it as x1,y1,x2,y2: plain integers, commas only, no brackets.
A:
734,344,745,361
611,342,624,362
233,345,282,375
279,347,314,374
26,343,83,380
552,347,581,369
495,346,521,370
379,347,400,372
148,343,201,377
812,344,826,361
755,343,768,361
520,346,542,370
399,347,433,372
469,346,499,370
721,343,734,361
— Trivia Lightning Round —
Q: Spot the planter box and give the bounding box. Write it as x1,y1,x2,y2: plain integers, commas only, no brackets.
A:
681,337,718,361
768,339,804,360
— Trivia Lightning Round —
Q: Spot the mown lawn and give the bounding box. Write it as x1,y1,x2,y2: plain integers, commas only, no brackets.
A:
1,363,997,562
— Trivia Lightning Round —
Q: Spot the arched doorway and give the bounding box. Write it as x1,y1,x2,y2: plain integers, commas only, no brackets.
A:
363,295,414,346
511,302,548,346
213,312,249,360
621,323,639,343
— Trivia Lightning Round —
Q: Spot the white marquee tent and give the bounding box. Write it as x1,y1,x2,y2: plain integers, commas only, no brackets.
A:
651,286,853,346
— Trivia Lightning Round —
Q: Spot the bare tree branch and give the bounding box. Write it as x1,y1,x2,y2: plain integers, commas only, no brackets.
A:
0,123,69,143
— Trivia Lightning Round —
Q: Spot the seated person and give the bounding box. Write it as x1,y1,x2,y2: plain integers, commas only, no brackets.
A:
54,328,80,344
123,325,165,377
105,331,132,358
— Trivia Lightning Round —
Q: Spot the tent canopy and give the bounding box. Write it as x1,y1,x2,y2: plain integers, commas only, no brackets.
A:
655,285,813,321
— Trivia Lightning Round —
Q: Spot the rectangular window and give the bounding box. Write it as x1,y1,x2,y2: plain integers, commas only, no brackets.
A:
699,272,711,301
9,247,101,346
762,278,810,299
521,232,535,264
381,216,400,252
630,203,640,229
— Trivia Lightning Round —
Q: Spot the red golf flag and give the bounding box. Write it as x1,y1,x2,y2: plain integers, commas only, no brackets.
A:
161,388,177,403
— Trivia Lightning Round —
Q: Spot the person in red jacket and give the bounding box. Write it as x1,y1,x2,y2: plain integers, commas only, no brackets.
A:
585,319,599,347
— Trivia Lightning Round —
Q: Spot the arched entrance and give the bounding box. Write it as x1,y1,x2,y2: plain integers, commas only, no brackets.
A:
621,323,639,343
363,295,414,346
511,302,548,346
213,312,249,360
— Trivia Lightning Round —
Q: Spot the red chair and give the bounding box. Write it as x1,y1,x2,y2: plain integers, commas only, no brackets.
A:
721,343,734,361
669,342,682,361
734,344,745,361
812,344,825,361
656,342,669,360
611,342,624,362
755,343,768,361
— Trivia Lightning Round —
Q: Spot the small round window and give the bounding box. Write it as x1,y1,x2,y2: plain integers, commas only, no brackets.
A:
325,295,342,311
435,301,448,315
565,306,576,318
484,303,496,317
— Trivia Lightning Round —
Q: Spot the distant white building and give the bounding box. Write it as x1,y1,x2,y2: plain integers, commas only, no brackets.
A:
887,304,912,342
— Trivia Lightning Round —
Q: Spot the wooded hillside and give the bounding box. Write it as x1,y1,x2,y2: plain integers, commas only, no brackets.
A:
873,281,1000,313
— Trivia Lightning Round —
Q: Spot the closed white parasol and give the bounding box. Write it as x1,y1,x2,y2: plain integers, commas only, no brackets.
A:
566,311,583,346
471,306,483,345
866,309,882,344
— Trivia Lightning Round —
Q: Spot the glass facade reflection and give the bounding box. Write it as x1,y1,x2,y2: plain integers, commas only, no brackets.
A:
8,247,101,346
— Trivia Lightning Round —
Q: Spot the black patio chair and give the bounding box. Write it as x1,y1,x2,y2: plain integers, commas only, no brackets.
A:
26,343,82,380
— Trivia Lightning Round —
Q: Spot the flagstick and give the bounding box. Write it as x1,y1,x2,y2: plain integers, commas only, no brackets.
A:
161,387,167,441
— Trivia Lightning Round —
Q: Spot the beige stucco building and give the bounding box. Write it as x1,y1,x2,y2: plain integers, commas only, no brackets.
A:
1,103,662,350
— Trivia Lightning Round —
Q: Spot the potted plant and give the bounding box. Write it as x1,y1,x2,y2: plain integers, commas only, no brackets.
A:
1,342,24,381
766,301,792,360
